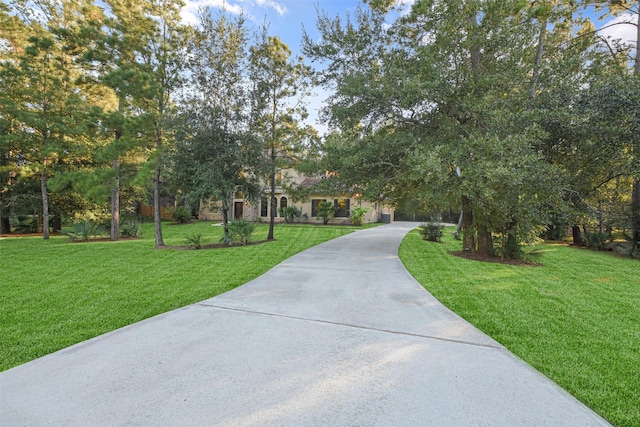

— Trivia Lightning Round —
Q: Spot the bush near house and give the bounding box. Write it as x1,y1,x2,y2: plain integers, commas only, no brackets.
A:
316,201,335,225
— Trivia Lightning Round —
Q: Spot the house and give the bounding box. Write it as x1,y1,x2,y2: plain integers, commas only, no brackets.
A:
198,169,394,225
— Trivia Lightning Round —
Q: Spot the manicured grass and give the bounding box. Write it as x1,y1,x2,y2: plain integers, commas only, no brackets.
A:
0,221,372,372
399,228,640,427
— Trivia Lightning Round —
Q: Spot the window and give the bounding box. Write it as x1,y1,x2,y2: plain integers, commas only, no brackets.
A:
334,198,350,218
311,199,326,217
279,197,288,216
260,196,268,217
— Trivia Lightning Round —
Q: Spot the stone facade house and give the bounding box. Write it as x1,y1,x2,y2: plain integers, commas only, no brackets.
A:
198,169,394,225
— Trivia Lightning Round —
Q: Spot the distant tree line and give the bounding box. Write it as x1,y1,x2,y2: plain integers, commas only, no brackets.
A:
0,0,315,245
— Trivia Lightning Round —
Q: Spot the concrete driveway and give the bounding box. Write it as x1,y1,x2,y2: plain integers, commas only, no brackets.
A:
0,222,610,426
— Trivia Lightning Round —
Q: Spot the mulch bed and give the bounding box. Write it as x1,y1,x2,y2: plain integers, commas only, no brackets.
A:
159,239,272,250
1,232,66,238
449,250,541,266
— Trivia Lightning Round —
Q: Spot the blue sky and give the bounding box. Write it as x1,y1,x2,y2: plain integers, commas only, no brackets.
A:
181,0,376,56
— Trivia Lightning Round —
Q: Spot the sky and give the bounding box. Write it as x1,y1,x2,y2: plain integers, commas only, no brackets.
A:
179,0,637,60
178,0,638,134
180,0,382,56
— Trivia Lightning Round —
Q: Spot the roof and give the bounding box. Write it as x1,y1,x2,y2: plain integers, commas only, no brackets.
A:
299,177,322,188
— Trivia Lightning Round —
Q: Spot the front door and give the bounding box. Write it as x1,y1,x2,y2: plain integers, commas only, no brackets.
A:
234,202,244,219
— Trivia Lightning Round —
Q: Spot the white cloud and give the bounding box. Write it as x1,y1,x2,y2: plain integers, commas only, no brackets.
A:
181,0,287,25
181,0,245,25
395,0,416,16
600,13,638,50
253,0,287,16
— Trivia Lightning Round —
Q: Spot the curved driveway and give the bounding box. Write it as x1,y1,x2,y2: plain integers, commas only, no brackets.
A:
0,222,610,426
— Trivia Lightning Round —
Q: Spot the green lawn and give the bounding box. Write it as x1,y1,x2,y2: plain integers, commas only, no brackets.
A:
0,221,370,372
399,228,640,427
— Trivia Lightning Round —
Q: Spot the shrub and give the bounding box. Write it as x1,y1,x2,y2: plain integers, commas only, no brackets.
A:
317,201,335,225
66,220,105,242
585,232,608,250
418,222,444,242
279,206,302,223
120,218,142,238
13,217,38,234
227,219,256,245
185,233,203,249
350,206,368,226
172,206,191,224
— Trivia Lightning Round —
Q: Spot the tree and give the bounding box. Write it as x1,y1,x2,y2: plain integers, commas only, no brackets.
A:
136,0,190,248
316,200,335,225
305,0,578,259
0,0,96,239
573,0,640,251
173,9,262,242
78,0,158,240
0,3,27,234
249,33,315,240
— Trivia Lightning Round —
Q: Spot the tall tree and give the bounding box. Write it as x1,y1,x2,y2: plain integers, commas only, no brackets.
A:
582,0,639,251
137,0,190,248
174,9,262,241
249,33,315,240
306,0,572,259
80,0,158,240
0,3,27,234
1,0,94,239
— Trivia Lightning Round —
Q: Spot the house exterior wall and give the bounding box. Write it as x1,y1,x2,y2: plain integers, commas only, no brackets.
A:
198,169,394,224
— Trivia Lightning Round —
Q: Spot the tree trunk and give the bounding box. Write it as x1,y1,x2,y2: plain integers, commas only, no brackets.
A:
41,165,50,240
504,219,521,260
52,214,61,232
461,195,475,252
633,15,640,251
632,177,640,251
222,198,230,243
1,216,10,234
477,225,494,257
452,207,463,240
153,161,164,247
572,224,583,246
529,17,547,102
110,159,120,241
110,97,125,241
267,153,276,241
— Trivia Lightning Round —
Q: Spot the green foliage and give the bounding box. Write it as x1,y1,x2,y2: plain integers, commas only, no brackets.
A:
249,32,317,240
13,217,38,234
184,233,203,249
316,201,335,225
400,227,640,427
173,10,262,231
120,218,142,238
172,206,191,224
350,206,368,226
304,0,634,260
66,220,106,242
585,232,609,250
279,206,302,223
418,222,444,242
227,219,256,245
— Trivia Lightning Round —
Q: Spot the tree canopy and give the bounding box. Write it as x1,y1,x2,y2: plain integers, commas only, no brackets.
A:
304,0,638,259
1,0,636,258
